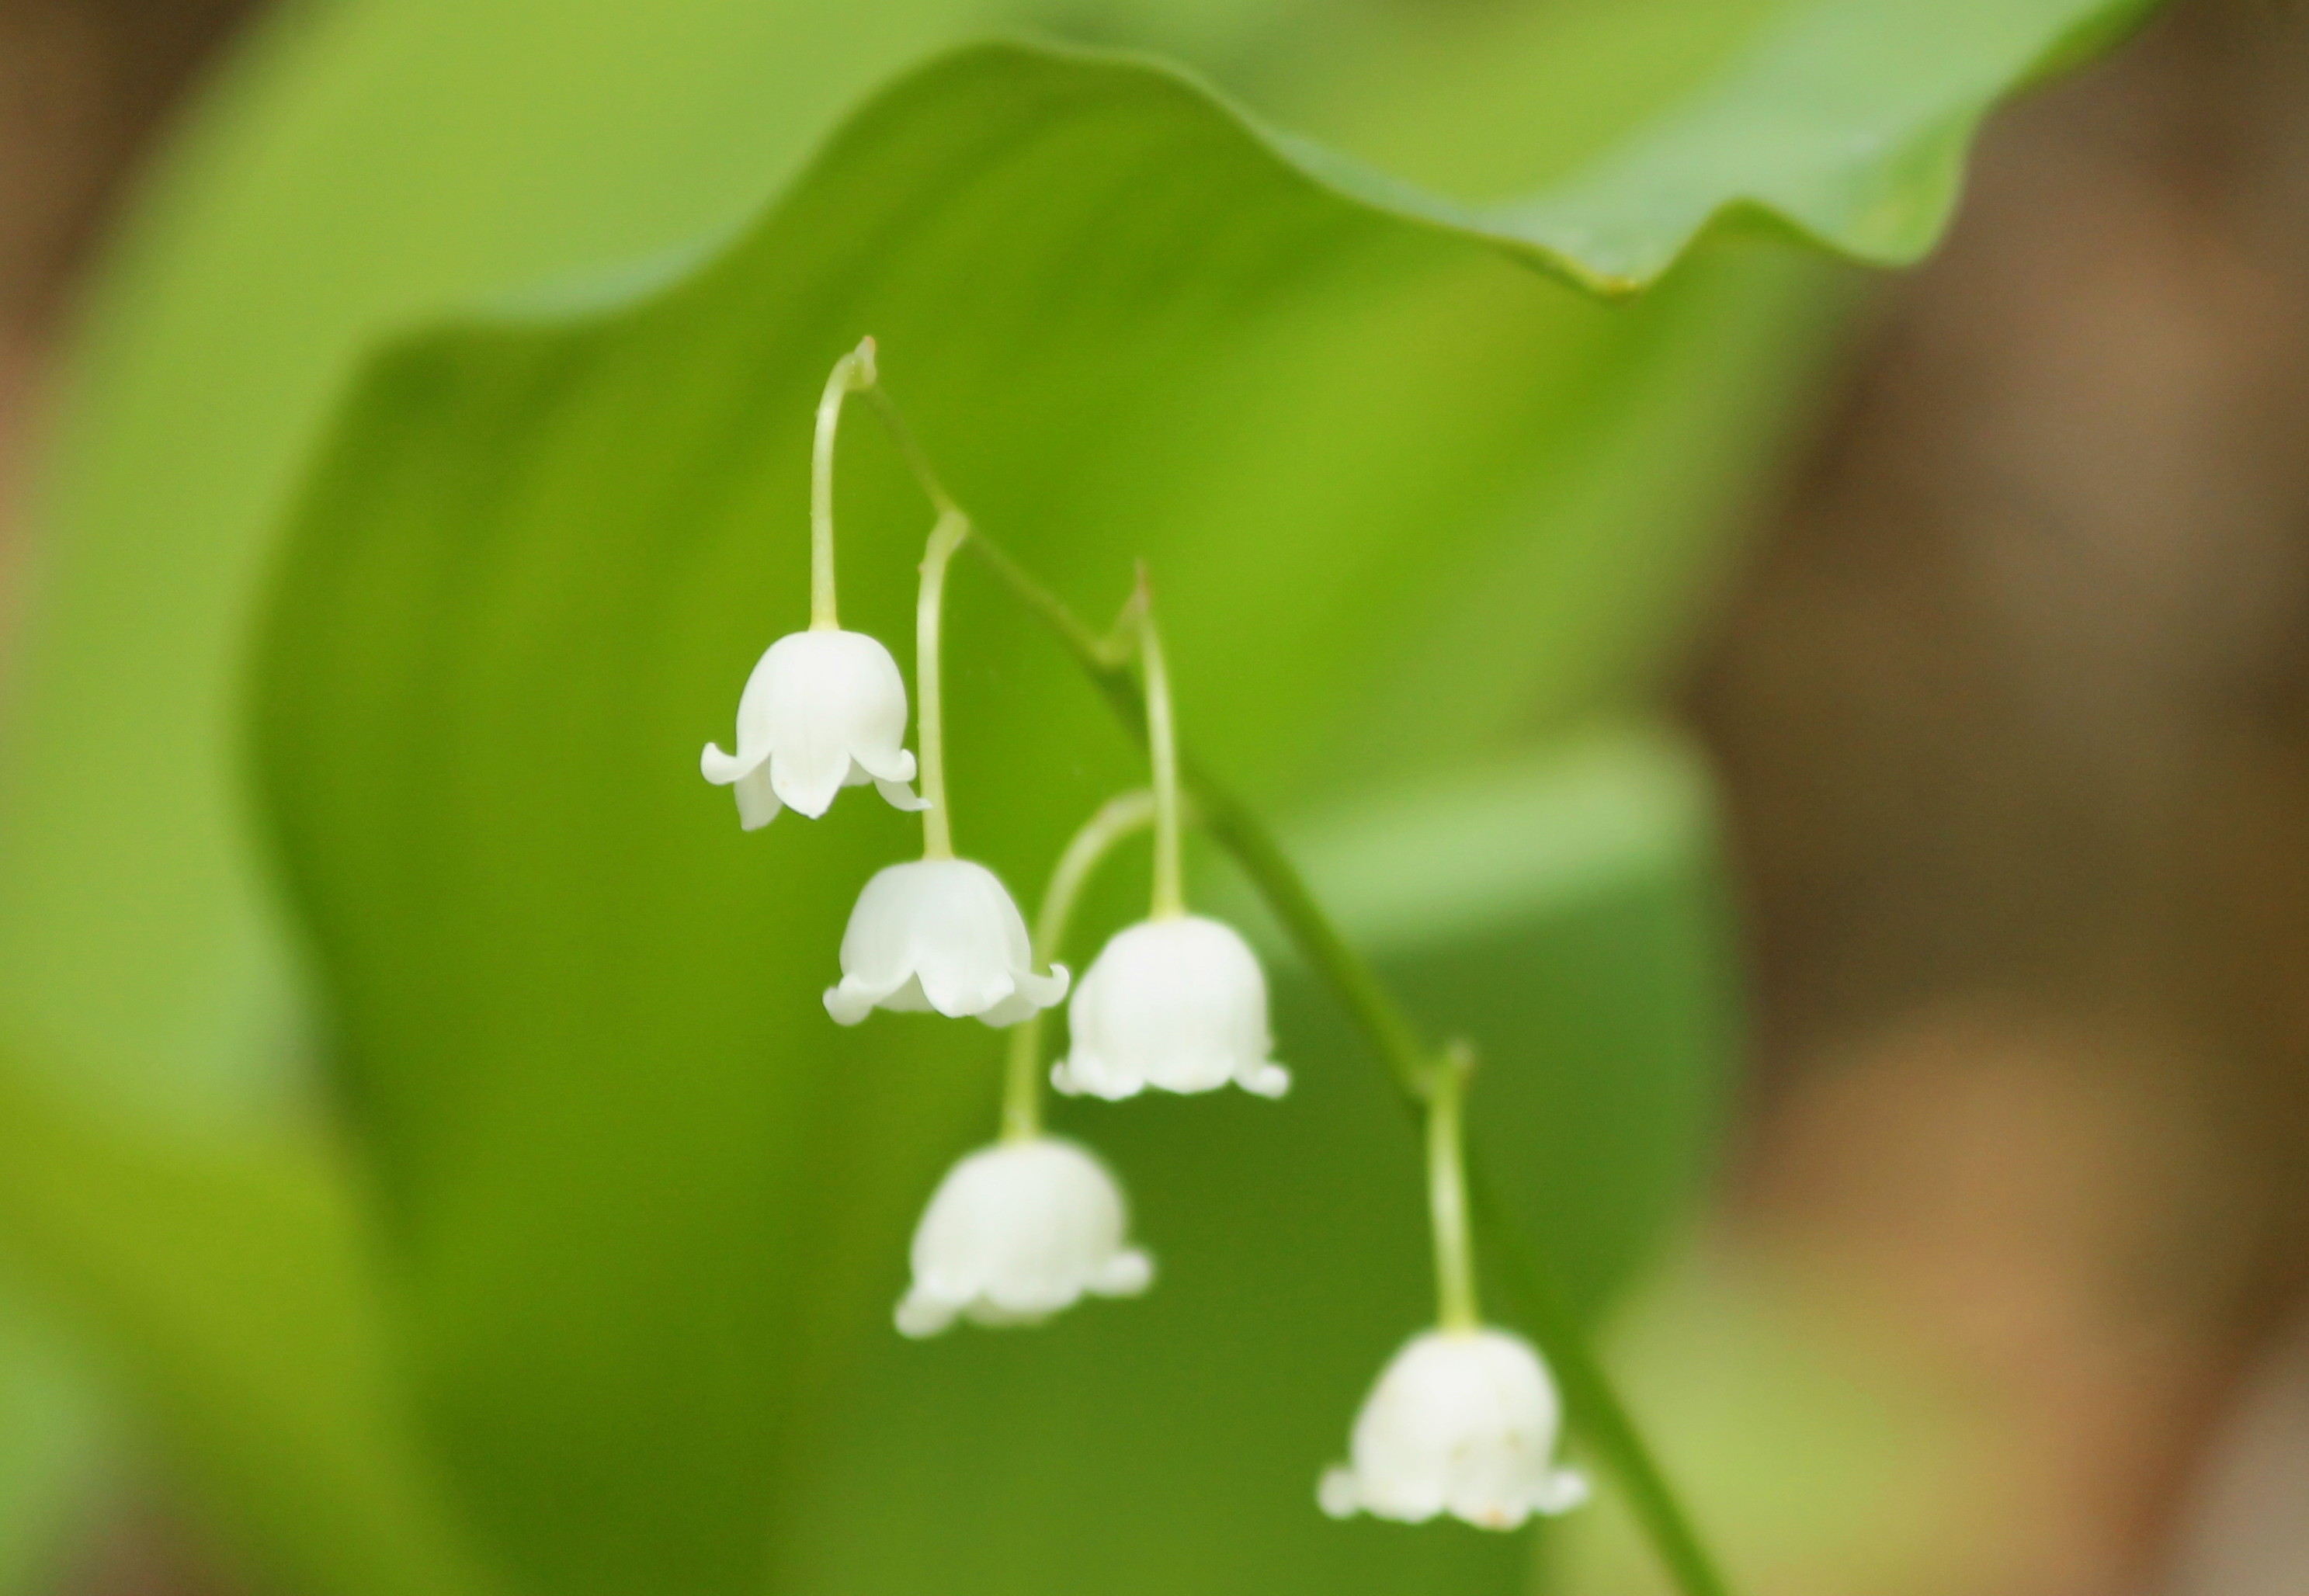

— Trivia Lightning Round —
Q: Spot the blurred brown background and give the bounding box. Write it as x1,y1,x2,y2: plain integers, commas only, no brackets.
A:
1693,3,2309,1591
3,1,2306,1592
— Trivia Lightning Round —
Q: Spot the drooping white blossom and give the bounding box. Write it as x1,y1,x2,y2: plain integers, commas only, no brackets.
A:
896,1136,1154,1337
700,628,925,828
1318,1327,1589,1529
1052,914,1288,1100
825,858,1069,1027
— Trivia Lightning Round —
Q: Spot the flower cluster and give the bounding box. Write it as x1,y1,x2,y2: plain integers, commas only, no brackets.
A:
701,340,1582,1536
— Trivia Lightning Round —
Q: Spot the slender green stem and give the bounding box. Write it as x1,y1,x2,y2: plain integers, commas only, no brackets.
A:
810,338,876,630
999,1029,1043,1143
964,534,1135,668
862,381,962,522
1426,1043,1481,1332
913,508,968,860
1136,588,1186,921
1003,790,1159,1141
1470,1166,1725,1596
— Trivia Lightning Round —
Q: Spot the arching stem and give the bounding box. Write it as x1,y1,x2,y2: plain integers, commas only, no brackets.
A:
1002,790,1159,1141
810,338,877,630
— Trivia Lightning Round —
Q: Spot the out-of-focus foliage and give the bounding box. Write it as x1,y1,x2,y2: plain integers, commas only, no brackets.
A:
0,1064,492,1596
0,1303,102,1596
0,2,2159,1595
1554,1247,2017,1595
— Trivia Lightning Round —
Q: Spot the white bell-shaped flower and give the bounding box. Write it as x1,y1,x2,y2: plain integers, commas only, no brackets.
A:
825,858,1069,1027
700,629,926,829
1319,1327,1589,1529
1052,914,1288,1100
896,1136,1154,1337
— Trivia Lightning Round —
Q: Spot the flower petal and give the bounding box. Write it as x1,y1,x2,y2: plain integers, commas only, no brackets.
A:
894,1289,958,1339
1238,1060,1292,1099
1532,1469,1590,1516
976,963,1068,1029
873,974,939,1014
1049,1053,1135,1101
824,973,906,1026
700,741,766,785
766,744,852,819
919,973,1019,1022
733,764,782,831
1092,1248,1154,1298
872,775,930,812
850,743,919,785
1016,963,1070,1010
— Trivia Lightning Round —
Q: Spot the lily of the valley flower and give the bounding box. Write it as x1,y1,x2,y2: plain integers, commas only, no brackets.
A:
1054,914,1288,1099
700,628,925,829
896,1136,1154,1337
825,858,1068,1027
1318,1327,1589,1529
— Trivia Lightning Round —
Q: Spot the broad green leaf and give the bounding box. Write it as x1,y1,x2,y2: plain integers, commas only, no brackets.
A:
0,1060,495,1596
1290,0,2158,291
248,23,2142,1594
0,2,2156,1595
1,0,2141,1122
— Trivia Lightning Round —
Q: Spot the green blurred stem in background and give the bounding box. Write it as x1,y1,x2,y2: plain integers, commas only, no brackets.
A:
863,370,1731,1596
1002,789,1158,1143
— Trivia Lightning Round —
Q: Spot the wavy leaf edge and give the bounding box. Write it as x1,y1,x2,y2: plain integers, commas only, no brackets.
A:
446,15,2155,351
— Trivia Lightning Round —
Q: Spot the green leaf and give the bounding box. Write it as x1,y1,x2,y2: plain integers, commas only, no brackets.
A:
1288,0,2160,292
248,38,1779,1596
0,0,2143,1123
0,1060,496,1596
245,18,2143,1593
0,2,2156,1594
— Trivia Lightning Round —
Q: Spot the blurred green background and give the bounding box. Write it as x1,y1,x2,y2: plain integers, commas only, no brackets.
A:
5,2,2309,1596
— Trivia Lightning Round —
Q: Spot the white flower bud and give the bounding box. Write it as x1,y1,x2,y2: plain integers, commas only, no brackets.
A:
896,1137,1154,1337
1052,914,1288,1100
700,629,927,828
1319,1327,1589,1529
825,859,1069,1027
